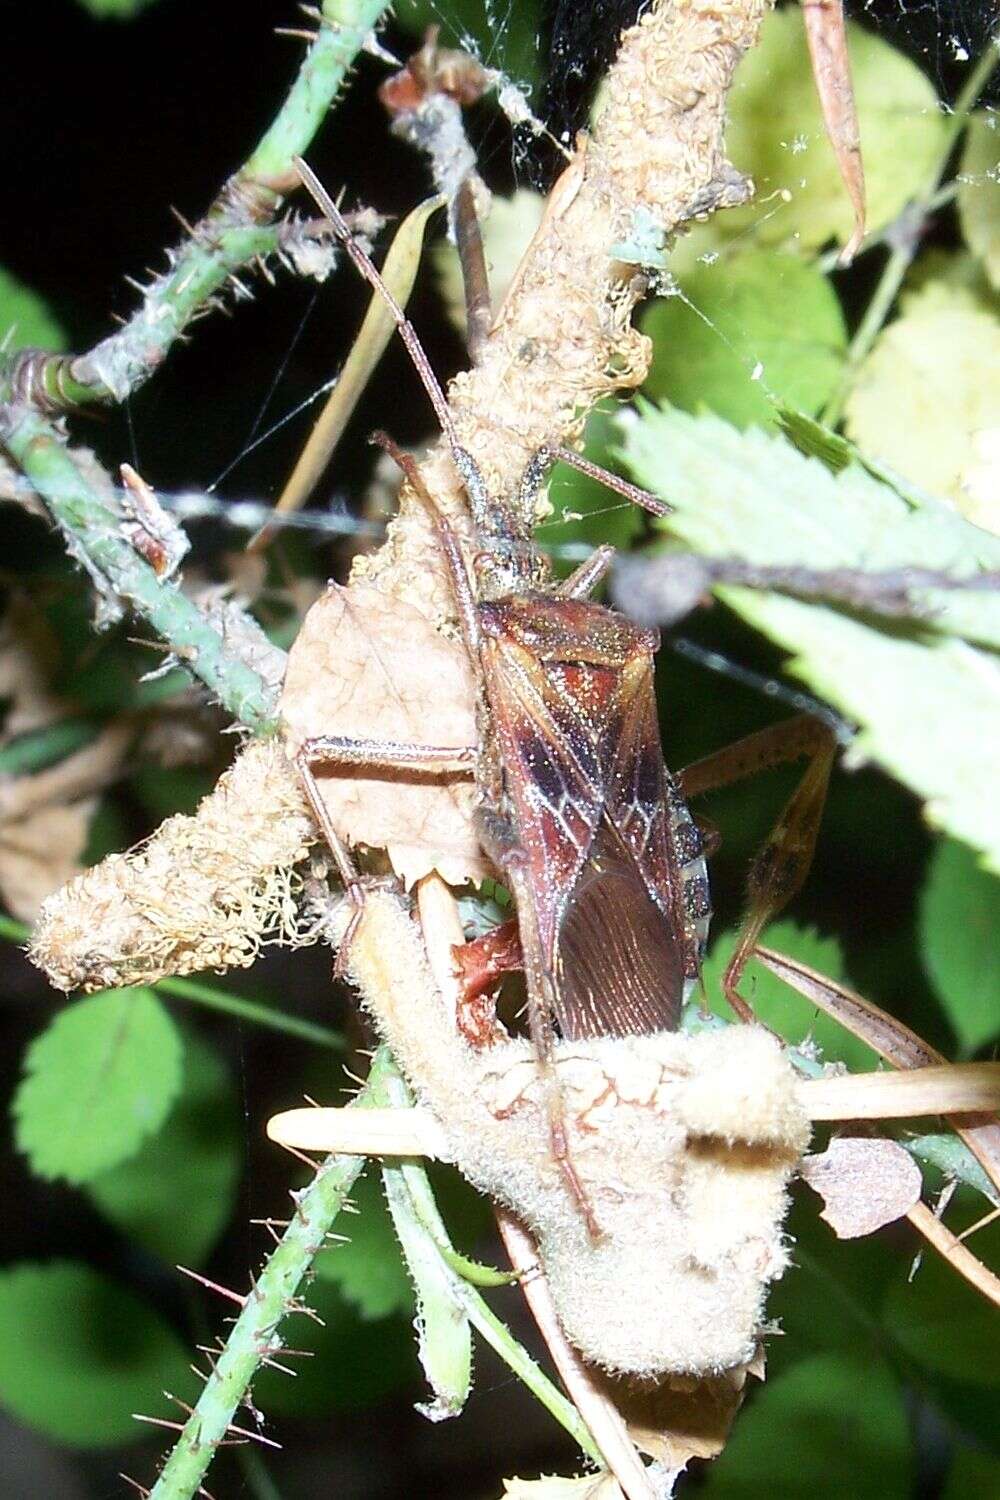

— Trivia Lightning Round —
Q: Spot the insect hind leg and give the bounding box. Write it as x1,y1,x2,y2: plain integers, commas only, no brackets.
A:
504,856,604,1241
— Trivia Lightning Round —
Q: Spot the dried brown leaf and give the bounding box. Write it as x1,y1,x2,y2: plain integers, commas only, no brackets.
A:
0,798,96,921
501,1477,625,1499
610,1365,750,1467
0,597,63,738
281,584,486,888
800,1137,922,1238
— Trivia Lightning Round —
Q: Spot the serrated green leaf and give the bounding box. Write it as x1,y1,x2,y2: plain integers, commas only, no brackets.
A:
620,403,1000,871
882,1243,1000,1388
702,920,878,1072
701,1352,911,1497
0,266,65,352
87,1034,241,1264
642,251,846,428
919,838,1000,1055
0,1262,194,1446
958,112,1000,291
844,282,1000,530
13,989,183,1184
726,12,942,255
314,1167,413,1321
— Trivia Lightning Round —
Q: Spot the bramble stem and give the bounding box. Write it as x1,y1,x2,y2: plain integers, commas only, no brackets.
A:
0,0,393,412
0,414,280,731
146,1050,392,1500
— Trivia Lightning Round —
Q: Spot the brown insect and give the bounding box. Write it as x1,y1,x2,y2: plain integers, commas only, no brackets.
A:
290,159,837,1229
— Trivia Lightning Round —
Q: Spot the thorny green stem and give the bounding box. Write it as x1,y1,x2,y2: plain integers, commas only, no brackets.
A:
145,1050,392,1500
0,413,280,732
0,915,343,1049
821,32,1000,427
0,5,393,730
373,1056,604,1465
0,0,392,412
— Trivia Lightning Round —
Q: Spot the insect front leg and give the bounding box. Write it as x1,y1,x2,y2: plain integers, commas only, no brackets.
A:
295,734,477,973
677,715,837,1023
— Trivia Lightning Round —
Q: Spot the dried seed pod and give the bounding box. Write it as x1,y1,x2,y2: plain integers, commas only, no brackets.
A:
31,739,315,991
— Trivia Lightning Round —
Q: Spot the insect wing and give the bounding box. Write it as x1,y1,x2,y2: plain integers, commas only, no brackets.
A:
554,654,694,1038
481,619,700,1041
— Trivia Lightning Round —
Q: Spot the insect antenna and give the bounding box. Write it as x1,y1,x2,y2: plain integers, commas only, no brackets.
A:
294,158,457,442
295,156,504,534
294,156,668,531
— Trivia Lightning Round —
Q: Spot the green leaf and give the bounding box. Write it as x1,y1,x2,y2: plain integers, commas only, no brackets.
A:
13,989,183,1184
314,1167,414,1321
702,920,878,1073
0,266,65,352
844,282,1000,530
700,1352,911,1497
75,0,160,18
87,1034,241,1265
0,1262,193,1446
957,112,1000,292
383,1159,472,1417
620,403,1000,872
395,0,542,87
642,251,846,428
919,838,1000,1055
882,1242,1000,1388
707,11,943,259
943,1447,1000,1497
541,401,647,557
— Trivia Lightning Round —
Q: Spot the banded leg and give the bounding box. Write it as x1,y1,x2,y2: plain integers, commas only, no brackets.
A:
677,714,837,1022
295,735,476,971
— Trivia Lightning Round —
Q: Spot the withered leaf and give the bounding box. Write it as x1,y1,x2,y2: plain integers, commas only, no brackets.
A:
281,584,487,888
800,1136,922,1238
501,1476,625,1499
0,799,96,922
609,1365,750,1467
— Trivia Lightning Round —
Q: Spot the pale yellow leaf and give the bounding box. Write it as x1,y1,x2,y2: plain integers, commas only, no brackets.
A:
435,189,545,336
501,1476,624,1499
958,112,1000,291
280,585,486,887
800,1137,922,1238
844,282,1000,530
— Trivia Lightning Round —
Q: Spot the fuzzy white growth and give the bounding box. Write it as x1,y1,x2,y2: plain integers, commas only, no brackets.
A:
344,890,810,1379
31,739,315,990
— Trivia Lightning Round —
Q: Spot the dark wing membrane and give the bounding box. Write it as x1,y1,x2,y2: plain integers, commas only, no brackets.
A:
552,821,685,1039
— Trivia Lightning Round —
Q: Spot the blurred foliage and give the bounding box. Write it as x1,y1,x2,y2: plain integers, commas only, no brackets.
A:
0,1262,195,1446
12,988,183,1183
642,250,847,428
1,1,998,1496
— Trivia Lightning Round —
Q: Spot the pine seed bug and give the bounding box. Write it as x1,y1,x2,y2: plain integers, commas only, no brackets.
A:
289,158,838,1232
